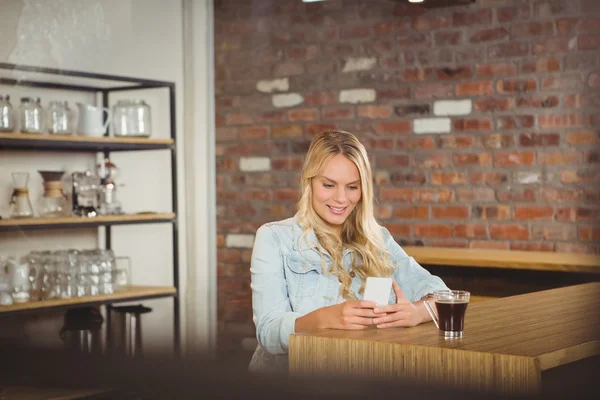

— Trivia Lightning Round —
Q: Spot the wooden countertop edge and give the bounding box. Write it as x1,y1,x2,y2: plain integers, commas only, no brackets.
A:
537,340,600,370
403,246,600,273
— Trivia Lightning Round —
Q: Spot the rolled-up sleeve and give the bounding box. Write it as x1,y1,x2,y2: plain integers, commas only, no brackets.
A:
251,225,302,355
381,227,449,302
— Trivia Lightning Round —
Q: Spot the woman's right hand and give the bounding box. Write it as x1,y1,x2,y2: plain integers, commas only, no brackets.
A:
295,300,385,332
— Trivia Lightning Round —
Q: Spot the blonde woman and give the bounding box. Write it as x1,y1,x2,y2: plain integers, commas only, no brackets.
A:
249,130,449,374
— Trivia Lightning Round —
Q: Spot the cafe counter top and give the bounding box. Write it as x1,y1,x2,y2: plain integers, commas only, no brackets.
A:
289,282,600,396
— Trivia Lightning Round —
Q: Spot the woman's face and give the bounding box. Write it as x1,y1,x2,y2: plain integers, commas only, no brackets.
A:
311,154,362,234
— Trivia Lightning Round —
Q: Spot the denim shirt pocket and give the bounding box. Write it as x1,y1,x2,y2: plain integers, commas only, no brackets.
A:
283,256,322,311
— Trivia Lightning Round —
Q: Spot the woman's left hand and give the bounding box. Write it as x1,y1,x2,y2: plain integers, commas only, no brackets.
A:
371,278,424,329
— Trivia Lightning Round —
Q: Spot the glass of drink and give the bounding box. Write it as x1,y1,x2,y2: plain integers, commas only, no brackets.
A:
424,290,470,338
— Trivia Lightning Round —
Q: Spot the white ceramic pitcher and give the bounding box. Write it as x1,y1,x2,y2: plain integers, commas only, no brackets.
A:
76,102,112,137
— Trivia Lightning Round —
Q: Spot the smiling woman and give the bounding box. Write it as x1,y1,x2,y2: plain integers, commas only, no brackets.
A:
248,130,449,375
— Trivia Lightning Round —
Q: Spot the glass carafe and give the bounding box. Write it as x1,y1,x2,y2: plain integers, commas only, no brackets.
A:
0,94,15,132
112,100,151,137
9,172,34,218
37,170,69,217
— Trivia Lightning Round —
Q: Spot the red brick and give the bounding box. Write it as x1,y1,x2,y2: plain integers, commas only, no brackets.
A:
472,205,511,220
488,42,529,59
340,25,373,39
455,188,495,202
413,15,451,31
397,137,436,149
453,119,492,131
586,151,600,163
304,92,337,106
516,96,559,108
428,240,468,248
216,158,237,171
456,81,494,96
533,38,571,55
579,35,600,50
496,79,536,94
453,153,491,166
225,113,253,125
394,206,429,219
453,9,492,26
497,115,535,130
561,169,600,184
538,151,580,165
375,155,410,168
378,88,411,100
453,224,487,238
271,157,303,170
274,188,299,201
497,6,530,23
556,18,579,35
581,17,600,32
432,206,469,219
374,171,389,185
414,83,454,99
273,125,304,138
521,57,561,73
469,241,509,250
374,21,411,35
216,127,238,142
538,114,583,129
243,189,271,201
542,76,583,90
287,45,320,62
256,111,287,123
305,123,337,137
386,223,411,237
218,248,242,264
414,224,452,238
470,172,508,185
431,172,467,185
239,126,269,140
494,152,535,166
288,108,319,122
375,120,412,135
564,94,582,109
413,154,451,169
474,97,514,112
511,22,554,37
400,68,434,82
478,134,515,149
380,188,414,203
469,27,509,43
358,105,393,119
438,135,474,148
588,72,600,88
434,31,463,46
270,205,293,218
519,133,560,147
216,234,225,248
579,226,600,241
390,172,427,186
514,206,554,220
416,189,454,203
540,188,581,203
532,224,577,241
375,204,393,220
510,242,554,252
322,106,355,120
365,138,394,151
477,63,517,77
555,243,599,254
436,66,473,80
490,224,529,240
217,190,238,201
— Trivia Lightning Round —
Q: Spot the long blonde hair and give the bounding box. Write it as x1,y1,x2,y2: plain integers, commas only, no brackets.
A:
296,130,394,299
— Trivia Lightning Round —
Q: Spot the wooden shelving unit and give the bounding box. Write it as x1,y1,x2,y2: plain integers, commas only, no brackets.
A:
0,212,176,231
0,132,174,152
0,286,176,316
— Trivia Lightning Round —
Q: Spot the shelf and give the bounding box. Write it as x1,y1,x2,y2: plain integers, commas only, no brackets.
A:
0,212,176,231
0,285,177,316
0,132,174,152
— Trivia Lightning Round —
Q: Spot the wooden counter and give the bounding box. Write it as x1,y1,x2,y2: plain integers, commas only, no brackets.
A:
289,282,600,396
403,246,600,273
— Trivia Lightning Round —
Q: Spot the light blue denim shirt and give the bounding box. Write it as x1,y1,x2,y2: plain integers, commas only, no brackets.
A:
249,215,449,373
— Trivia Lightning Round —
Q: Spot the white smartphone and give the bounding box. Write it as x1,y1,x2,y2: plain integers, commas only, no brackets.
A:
363,277,392,306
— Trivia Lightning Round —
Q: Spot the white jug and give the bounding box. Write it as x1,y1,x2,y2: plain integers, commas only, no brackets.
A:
76,102,112,137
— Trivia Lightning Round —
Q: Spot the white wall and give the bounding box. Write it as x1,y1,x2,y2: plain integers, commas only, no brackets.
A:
0,0,199,354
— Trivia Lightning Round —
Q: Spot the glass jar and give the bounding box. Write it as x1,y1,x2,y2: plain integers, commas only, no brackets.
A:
112,99,151,137
47,100,74,135
0,94,15,132
19,97,45,134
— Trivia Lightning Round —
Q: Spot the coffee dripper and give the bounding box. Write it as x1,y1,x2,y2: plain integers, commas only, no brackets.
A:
9,172,34,218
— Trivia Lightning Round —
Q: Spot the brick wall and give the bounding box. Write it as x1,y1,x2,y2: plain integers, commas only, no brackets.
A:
214,0,600,348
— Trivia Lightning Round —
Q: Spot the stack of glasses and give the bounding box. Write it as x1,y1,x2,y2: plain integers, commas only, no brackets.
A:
0,249,129,304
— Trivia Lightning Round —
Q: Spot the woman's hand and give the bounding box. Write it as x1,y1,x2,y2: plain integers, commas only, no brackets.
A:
371,279,427,329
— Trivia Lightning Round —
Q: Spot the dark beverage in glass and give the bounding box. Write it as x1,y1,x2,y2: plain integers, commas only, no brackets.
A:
424,290,470,338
